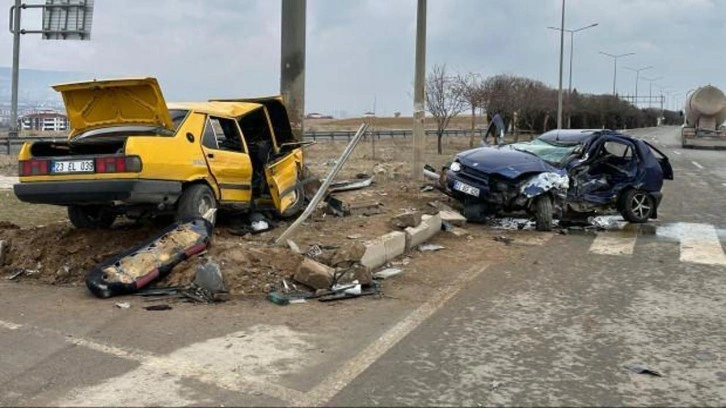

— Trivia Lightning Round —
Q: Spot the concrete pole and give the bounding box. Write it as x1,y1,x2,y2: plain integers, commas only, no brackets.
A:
613,58,617,96
412,0,426,180
556,0,565,129
9,0,22,152
567,30,573,129
280,0,306,140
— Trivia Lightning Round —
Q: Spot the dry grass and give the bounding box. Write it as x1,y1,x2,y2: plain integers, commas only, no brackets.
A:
0,191,66,228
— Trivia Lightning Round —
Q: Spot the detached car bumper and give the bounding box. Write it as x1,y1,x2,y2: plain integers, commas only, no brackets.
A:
14,179,183,206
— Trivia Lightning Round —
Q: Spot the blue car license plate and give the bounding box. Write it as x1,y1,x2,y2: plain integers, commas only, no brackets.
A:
453,180,479,197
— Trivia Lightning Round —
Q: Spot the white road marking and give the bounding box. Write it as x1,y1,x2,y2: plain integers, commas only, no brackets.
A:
671,150,681,155
657,223,726,266
299,264,490,407
722,183,726,187
0,319,22,330
691,161,704,169
589,232,637,256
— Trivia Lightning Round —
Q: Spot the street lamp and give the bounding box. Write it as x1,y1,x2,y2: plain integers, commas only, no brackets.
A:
547,22,598,95
555,0,566,130
624,65,653,107
599,51,635,96
641,76,662,108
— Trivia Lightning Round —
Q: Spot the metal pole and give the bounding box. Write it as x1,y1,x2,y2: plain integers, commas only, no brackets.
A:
568,31,574,95
280,0,306,141
635,71,639,104
9,0,22,153
412,0,426,180
275,123,369,245
556,0,565,129
613,58,617,96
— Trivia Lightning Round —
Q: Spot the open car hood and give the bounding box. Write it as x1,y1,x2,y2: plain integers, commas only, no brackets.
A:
457,146,560,179
52,77,174,138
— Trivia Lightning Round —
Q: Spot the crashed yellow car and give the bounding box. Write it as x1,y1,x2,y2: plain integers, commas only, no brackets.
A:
14,77,309,228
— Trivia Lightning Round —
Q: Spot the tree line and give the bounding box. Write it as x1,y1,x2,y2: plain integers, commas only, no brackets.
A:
426,64,682,153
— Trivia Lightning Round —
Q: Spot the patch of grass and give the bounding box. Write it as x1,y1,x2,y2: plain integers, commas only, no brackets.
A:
0,191,66,227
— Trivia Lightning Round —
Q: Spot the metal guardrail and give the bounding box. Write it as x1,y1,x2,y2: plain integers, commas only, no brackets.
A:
0,128,495,154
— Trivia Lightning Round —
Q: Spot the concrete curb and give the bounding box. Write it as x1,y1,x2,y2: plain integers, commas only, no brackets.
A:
361,212,443,270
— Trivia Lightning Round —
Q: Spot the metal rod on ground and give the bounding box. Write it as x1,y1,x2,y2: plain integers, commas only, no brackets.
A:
275,123,369,245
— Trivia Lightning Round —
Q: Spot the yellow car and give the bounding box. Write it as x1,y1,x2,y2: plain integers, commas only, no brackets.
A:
14,77,310,228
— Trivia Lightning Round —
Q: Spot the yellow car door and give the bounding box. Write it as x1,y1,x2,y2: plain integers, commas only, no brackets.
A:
264,148,302,214
200,116,253,203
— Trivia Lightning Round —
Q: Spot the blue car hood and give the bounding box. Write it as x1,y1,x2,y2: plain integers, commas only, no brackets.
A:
457,146,561,179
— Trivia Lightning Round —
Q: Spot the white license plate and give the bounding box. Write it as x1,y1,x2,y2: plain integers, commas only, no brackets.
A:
453,180,480,197
51,160,95,174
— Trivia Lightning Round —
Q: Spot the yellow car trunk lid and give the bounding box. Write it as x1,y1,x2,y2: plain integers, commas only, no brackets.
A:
52,77,174,138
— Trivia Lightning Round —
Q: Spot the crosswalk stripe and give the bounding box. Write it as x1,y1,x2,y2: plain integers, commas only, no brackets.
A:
674,223,726,266
589,232,637,256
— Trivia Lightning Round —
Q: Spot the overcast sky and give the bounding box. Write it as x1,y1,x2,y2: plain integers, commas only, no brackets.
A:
0,0,723,116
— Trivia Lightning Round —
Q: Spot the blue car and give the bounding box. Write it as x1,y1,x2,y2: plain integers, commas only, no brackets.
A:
437,129,674,231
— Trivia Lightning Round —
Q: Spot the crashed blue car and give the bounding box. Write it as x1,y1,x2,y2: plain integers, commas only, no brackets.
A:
432,129,673,231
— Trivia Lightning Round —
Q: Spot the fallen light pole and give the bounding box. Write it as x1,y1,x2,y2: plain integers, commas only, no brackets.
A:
276,123,370,245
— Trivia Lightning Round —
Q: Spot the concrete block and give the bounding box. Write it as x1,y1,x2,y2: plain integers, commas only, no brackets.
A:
440,210,467,226
360,231,406,270
294,258,335,290
391,212,422,229
406,213,442,250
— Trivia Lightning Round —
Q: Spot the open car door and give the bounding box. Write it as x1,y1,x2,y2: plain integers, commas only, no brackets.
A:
644,141,674,180
264,150,303,215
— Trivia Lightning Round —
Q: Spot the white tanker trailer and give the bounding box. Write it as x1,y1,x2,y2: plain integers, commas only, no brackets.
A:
681,85,726,149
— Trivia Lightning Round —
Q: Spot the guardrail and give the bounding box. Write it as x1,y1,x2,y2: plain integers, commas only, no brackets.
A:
0,128,538,154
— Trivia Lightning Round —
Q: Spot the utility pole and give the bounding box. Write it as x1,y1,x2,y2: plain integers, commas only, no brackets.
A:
412,0,426,180
642,76,662,108
547,22,597,128
624,65,653,108
599,51,635,96
280,0,306,140
556,0,565,129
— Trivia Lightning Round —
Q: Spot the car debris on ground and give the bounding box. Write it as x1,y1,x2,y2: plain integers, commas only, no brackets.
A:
85,215,214,299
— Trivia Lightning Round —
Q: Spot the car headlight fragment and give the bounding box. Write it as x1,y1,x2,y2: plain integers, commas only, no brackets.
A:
450,161,462,172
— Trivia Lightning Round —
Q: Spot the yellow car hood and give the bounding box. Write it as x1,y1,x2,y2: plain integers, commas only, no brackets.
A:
52,77,174,138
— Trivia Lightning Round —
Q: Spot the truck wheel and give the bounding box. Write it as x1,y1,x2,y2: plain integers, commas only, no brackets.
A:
68,205,117,229
176,184,217,222
619,189,654,223
533,195,553,231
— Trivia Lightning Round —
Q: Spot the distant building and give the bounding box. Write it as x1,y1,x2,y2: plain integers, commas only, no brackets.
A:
21,111,68,132
363,111,376,118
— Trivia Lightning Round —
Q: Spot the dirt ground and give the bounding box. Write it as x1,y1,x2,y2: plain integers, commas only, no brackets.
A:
0,155,15,176
0,135,523,298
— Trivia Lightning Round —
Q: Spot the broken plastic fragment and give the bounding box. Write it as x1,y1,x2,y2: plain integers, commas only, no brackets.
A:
520,172,569,198
418,243,445,252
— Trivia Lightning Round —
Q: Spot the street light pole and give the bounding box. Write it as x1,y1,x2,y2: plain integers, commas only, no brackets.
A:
556,0,566,129
547,22,597,128
642,76,662,108
599,51,635,96
624,65,653,107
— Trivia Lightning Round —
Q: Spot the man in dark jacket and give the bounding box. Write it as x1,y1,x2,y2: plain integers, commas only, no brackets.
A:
484,113,506,145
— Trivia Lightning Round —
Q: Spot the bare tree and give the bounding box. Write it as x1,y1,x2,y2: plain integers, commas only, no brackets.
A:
426,64,466,154
455,72,486,147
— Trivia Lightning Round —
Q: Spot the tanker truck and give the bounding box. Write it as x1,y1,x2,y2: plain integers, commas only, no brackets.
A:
681,85,726,149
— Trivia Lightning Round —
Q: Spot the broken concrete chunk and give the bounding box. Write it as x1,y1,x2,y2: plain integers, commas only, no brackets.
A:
329,241,367,268
405,212,442,250
327,195,382,217
294,258,336,290
194,260,227,293
360,231,406,270
337,265,373,286
373,268,403,280
439,210,467,227
391,212,422,229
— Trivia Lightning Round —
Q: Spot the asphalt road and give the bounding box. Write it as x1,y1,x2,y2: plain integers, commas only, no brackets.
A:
329,126,726,406
1,126,724,406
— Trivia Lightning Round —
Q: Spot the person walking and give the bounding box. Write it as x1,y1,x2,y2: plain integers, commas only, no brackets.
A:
484,112,506,145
